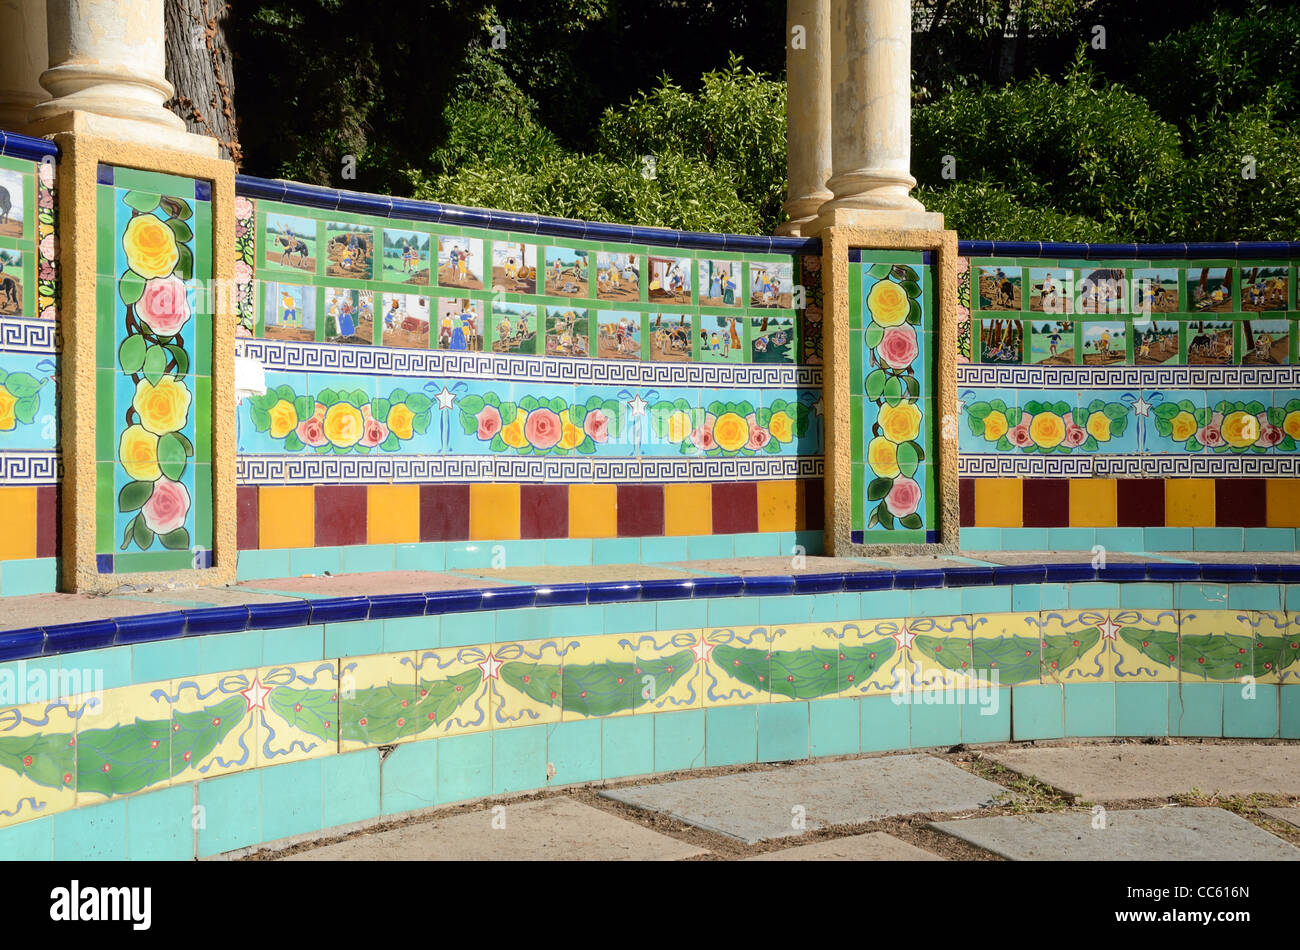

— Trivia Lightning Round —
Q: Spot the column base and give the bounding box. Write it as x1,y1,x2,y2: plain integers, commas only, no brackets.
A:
810,204,945,235
26,109,218,158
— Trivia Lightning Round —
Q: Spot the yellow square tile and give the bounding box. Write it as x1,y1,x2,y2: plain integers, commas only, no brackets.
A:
664,483,711,536
168,670,262,783
0,486,37,560
0,699,78,829
757,480,797,533
1165,479,1215,527
368,484,420,544
469,484,520,540
256,661,339,766
412,647,493,737
974,479,1021,527
339,653,417,752
1265,480,1300,528
1069,480,1117,527
258,486,315,549
568,484,617,538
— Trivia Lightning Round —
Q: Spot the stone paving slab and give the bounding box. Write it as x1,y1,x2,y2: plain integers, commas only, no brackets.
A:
279,797,707,861
600,754,1013,844
932,807,1300,861
744,832,944,861
1262,807,1300,830
984,745,1300,801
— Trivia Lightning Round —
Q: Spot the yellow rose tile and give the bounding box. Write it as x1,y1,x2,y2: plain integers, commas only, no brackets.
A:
831,618,908,698
702,624,773,708
69,683,174,806
490,638,567,728
255,661,339,768
0,700,78,829
338,653,417,753
1179,609,1255,684
167,670,261,784
412,646,493,737
615,629,702,715
970,612,1042,687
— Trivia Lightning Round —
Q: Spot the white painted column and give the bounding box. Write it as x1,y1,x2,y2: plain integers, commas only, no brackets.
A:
776,0,833,237
817,0,941,229
0,0,50,131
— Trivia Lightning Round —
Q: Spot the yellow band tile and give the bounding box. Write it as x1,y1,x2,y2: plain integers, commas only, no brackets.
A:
0,486,37,561
757,480,797,533
568,484,617,538
664,483,712,536
469,484,521,540
1069,479,1117,528
1265,479,1300,528
1165,478,1215,527
974,479,1022,528
368,484,420,545
257,486,314,550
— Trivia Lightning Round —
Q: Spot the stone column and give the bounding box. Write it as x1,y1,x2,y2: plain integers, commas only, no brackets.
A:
0,0,50,131
816,0,942,231
776,0,833,237
27,0,215,156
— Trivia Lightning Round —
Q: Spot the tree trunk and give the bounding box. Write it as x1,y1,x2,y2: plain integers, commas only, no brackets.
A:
164,0,240,164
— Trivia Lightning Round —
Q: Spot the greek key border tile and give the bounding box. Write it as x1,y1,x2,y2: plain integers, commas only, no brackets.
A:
957,364,1298,389
237,453,825,485
958,453,1300,477
236,339,821,388
0,451,59,484
0,318,57,355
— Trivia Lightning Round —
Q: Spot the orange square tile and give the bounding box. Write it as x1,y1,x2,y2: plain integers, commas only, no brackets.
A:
469,484,520,540
1165,478,1215,527
1069,479,1117,527
568,484,617,538
757,480,797,533
257,486,314,549
974,479,1022,528
664,484,712,536
1265,480,1300,528
368,484,420,544
0,487,37,560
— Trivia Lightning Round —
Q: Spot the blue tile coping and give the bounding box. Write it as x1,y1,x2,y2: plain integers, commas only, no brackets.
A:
3,556,1299,663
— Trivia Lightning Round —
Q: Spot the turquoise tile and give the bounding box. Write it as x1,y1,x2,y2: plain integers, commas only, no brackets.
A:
52,798,127,860
0,815,51,860
1193,527,1243,552
1288,586,1300,612
289,546,343,576
262,624,324,665
323,749,381,828
1228,585,1280,611
126,784,194,860
395,542,446,571
705,705,757,766
909,696,962,747
860,693,910,752
262,758,324,839
236,548,290,580
436,732,492,804
732,532,781,557
810,697,859,756
962,688,1011,744
382,738,438,814
441,610,495,647
1000,528,1048,550
760,594,813,625
547,719,602,784
961,586,1011,614
793,530,825,556
0,557,56,595
74,646,131,691
1282,687,1300,739
910,587,963,617
383,615,440,652
199,630,264,675
1068,583,1121,609
1094,528,1144,552
1116,683,1169,736
687,534,734,559
133,637,201,684
323,619,382,658
1064,683,1116,737
1048,527,1095,551
959,527,1001,549
1119,584,1174,609
496,605,550,641
758,701,810,762
707,596,760,627
810,592,858,623
500,540,546,567
653,709,705,772
1144,527,1193,551
342,543,396,573
593,537,640,564
543,538,592,565
1011,584,1040,612
603,602,656,635
1012,684,1063,741
1169,683,1223,737
1038,583,1069,610
602,715,654,778
445,542,495,570
1177,583,1228,610
1244,528,1295,552
197,770,262,856
1224,684,1278,738
549,605,604,638
493,724,547,793
641,536,689,562
657,599,708,630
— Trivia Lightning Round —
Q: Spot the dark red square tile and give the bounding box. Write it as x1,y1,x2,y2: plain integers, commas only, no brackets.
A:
713,482,758,535
1116,479,1166,527
36,486,58,558
1021,478,1070,528
617,484,664,537
521,484,569,539
959,478,976,528
797,479,824,530
315,485,367,547
236,485,259,550
1215,478,1266,527
420,484,470,541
